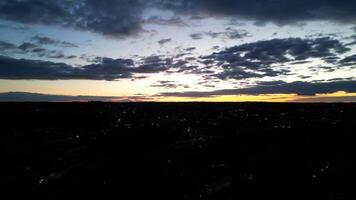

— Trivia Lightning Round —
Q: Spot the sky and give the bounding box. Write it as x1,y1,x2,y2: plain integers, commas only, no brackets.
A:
0,0,356,102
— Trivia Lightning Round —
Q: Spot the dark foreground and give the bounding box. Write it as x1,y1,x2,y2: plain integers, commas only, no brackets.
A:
1,102,355,199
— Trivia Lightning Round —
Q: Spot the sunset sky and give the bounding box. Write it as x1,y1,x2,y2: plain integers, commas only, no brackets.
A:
0,0,356,102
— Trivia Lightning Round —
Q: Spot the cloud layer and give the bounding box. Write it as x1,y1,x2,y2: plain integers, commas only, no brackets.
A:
0,38,77,59
160,81,356,97
2,0,356,38
0,55,183,80
199,37,350,80
161,0,356,24
0,0,146,37
0,36,354,83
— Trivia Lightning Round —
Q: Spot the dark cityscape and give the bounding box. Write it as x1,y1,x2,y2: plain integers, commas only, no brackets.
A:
1,102,355,199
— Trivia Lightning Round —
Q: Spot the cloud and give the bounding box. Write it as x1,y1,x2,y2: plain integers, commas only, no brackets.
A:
184,47,196,51
159,80,356,97
1,0,356,39
134,55,173,73
0,56,85,80
205,28,251,40
31,36,78,48
150,80,189,88
199,37,350,80
255,80,287,86
0,55,187,80
0,0,147,38
189,33,204,40
17,42,37,51
0,41,17,51
0,40,77,59
144,16,188,26
0,23,29,30
158,38,172,45
0,92,151,102
1,36,352,83
160,0,356,25
190,28,251,41
339,54,356,66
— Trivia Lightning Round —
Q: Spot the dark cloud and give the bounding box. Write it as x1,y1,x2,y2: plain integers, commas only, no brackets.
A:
211,45,220,50
135,55,173,73
0,23,29,30
31,36,78,48
214,69,266,80
184,47,196,51
1,0,356,38
0,55,186,80
299,75,312,79
160,0,356,25
0,92,151,102
199,37,350,80
204,32,220,38
173,47,197,58
344,34,356,46
224,28,250,39
130,75,148,81
0,41,17,51
0,40,77,59
205,28,251,40
158,38,172,45
135,54,197,74
189,33,204,40
151,81,189,89
159,80,356,97
0,56,86,80
327,77,355,82
0,0,146,37
3,36,347,82
339,54,356,66
0,56,131,80
255,80,286,86
346,41,356,46
18,42,37,51
290,60,311,65
144,16,187,26
322,56,340,64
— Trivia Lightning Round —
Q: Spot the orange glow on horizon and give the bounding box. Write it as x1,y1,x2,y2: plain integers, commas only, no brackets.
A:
148,91,356,102
153,94,297,102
